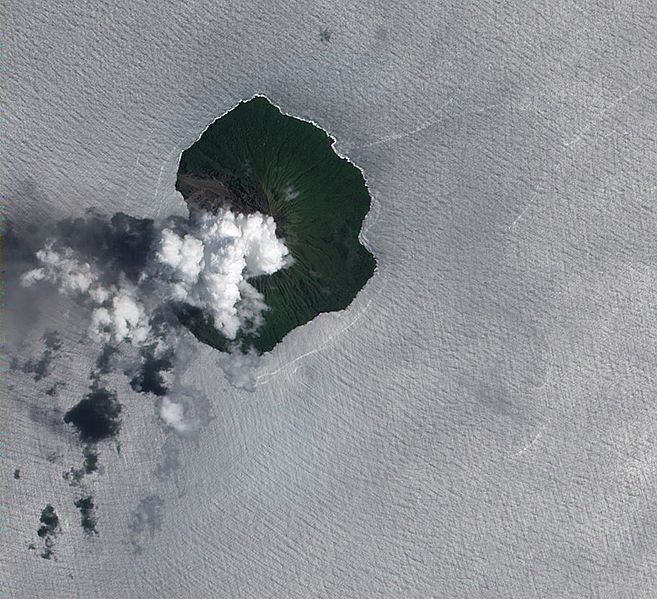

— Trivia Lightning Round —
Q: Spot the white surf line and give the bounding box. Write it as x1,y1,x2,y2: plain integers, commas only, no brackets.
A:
509,430,543,458
355,86,474,150
151,160,167,216
358,107,455,149
358,100,503,150
508,200,534,231
358,192,382,252
254,278,387,387
353,87,509,151
124,136,147,209
509,206,529,229
507,182,552,232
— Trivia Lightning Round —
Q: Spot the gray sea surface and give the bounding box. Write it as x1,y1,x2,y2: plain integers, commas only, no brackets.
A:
3,0,657,597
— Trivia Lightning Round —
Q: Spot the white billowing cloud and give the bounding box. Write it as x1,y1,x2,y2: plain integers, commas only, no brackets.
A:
19,267,46,286
20,208,291,353
157,229,204,282
238,211,290,276
89,306,112,339
156,209,290,340
90,288,151,345
159,397,196,433
21,244,97,294
89,284,112,304
21,243,153,346
109,292,151,343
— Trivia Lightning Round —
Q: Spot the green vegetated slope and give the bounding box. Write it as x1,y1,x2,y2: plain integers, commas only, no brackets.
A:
176,96,376,353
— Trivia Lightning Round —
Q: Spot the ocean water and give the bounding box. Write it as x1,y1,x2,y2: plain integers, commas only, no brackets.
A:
4,0,657,597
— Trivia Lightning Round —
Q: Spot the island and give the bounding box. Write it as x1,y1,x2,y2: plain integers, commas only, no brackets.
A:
175,96,376,353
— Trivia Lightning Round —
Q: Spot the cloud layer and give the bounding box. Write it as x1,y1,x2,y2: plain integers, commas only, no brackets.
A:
21,208,290,349
20,207,291,429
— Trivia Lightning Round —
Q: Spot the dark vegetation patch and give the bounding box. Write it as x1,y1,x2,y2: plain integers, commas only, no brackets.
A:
64,386,122,443
175,96,376,354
